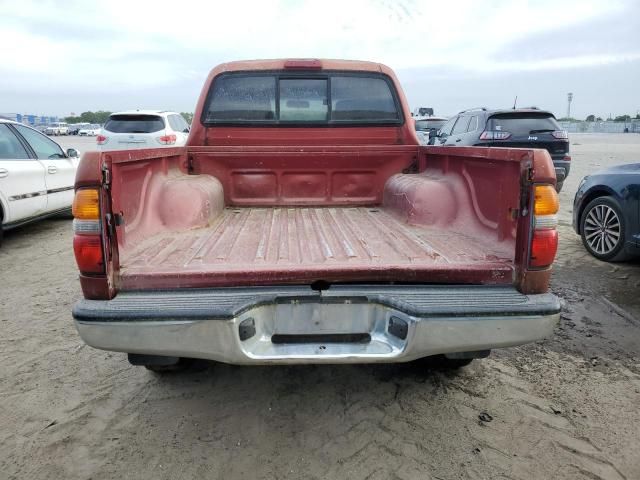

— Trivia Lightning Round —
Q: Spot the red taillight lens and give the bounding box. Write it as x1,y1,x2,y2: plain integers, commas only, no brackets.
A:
563,155,571,161
551,130,568,139
479,131,512,140
530,229,558,268
96,135,108,145
73,235,105,274
157,134,177,145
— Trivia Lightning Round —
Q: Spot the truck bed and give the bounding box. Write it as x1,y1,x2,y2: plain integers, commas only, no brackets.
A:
119,206,514,289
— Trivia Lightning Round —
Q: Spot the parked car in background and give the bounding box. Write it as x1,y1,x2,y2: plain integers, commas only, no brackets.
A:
0,119,80,244
96,111,190,150
79,124,101,136
414,116,447,144
44,122,69,136
71,59,560,373
573,164,640,261
413,107,434,117
433,108,570,191
69,123,90,135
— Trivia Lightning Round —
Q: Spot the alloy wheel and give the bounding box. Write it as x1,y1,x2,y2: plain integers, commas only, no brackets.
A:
583,204,621,255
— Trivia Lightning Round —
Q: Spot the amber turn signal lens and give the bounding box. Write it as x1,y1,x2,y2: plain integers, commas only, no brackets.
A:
534,185,559,216
72,189,100,219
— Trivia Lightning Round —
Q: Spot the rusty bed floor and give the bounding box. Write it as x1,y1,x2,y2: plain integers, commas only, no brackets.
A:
119,207,514,285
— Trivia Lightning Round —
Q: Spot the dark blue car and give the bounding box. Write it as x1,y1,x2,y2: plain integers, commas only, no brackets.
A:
573,163,640,261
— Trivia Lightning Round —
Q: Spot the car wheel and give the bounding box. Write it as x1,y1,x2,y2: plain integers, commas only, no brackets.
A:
580,196,628,261
555,181,564,192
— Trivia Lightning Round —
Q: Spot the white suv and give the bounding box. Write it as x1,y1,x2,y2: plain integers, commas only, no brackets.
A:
97,111,190,150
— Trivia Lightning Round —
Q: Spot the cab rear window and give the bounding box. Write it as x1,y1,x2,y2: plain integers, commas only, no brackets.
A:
487,114,560,136
104,115,165,133
203,73,402,125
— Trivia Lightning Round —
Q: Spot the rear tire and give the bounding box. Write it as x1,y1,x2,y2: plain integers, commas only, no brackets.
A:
128,353,192,373
437,357,474,369
420,354,478,370
144,359,192,373
555,181,564,192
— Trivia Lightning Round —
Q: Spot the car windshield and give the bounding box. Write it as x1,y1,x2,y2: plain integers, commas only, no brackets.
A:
415,119,446,131
487,113,560,135
104,114,165,133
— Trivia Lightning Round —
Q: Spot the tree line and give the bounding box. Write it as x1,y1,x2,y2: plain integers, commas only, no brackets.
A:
64,111,194,124
65,111,635,125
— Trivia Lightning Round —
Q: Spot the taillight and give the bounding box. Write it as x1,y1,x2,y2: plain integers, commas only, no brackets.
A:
551,130,568,139
157,134,177,145
72,188,105,275
530,185,559,268
479,131,512,140
563,155,571,161
96,134,108,145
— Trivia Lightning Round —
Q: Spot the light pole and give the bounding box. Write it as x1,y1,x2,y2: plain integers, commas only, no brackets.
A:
567,93,573,119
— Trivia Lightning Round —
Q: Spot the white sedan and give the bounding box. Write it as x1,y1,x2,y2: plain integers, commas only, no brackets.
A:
0,119,80,244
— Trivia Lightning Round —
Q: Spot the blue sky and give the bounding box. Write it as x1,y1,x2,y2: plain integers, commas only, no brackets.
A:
1,0,639,119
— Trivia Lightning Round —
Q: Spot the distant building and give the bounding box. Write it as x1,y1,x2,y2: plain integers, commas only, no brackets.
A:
0,112,59,125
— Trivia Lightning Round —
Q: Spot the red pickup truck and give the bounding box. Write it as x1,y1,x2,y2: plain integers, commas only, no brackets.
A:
71,59,560,372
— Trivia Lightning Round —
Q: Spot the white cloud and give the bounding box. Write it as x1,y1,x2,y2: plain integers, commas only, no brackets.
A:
0,0,638,114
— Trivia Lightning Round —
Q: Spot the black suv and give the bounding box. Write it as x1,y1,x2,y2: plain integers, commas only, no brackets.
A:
433,108,570,191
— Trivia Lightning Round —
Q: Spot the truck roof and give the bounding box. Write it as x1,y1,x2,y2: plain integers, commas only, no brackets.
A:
212,58,390,74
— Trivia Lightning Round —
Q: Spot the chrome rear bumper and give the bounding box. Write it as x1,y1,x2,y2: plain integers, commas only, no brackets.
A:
73,286,560,365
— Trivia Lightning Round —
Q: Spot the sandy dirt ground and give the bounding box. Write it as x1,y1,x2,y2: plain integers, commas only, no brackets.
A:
1,134,639,480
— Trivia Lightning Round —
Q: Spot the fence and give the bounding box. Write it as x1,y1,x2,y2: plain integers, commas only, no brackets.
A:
559,120,640,133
